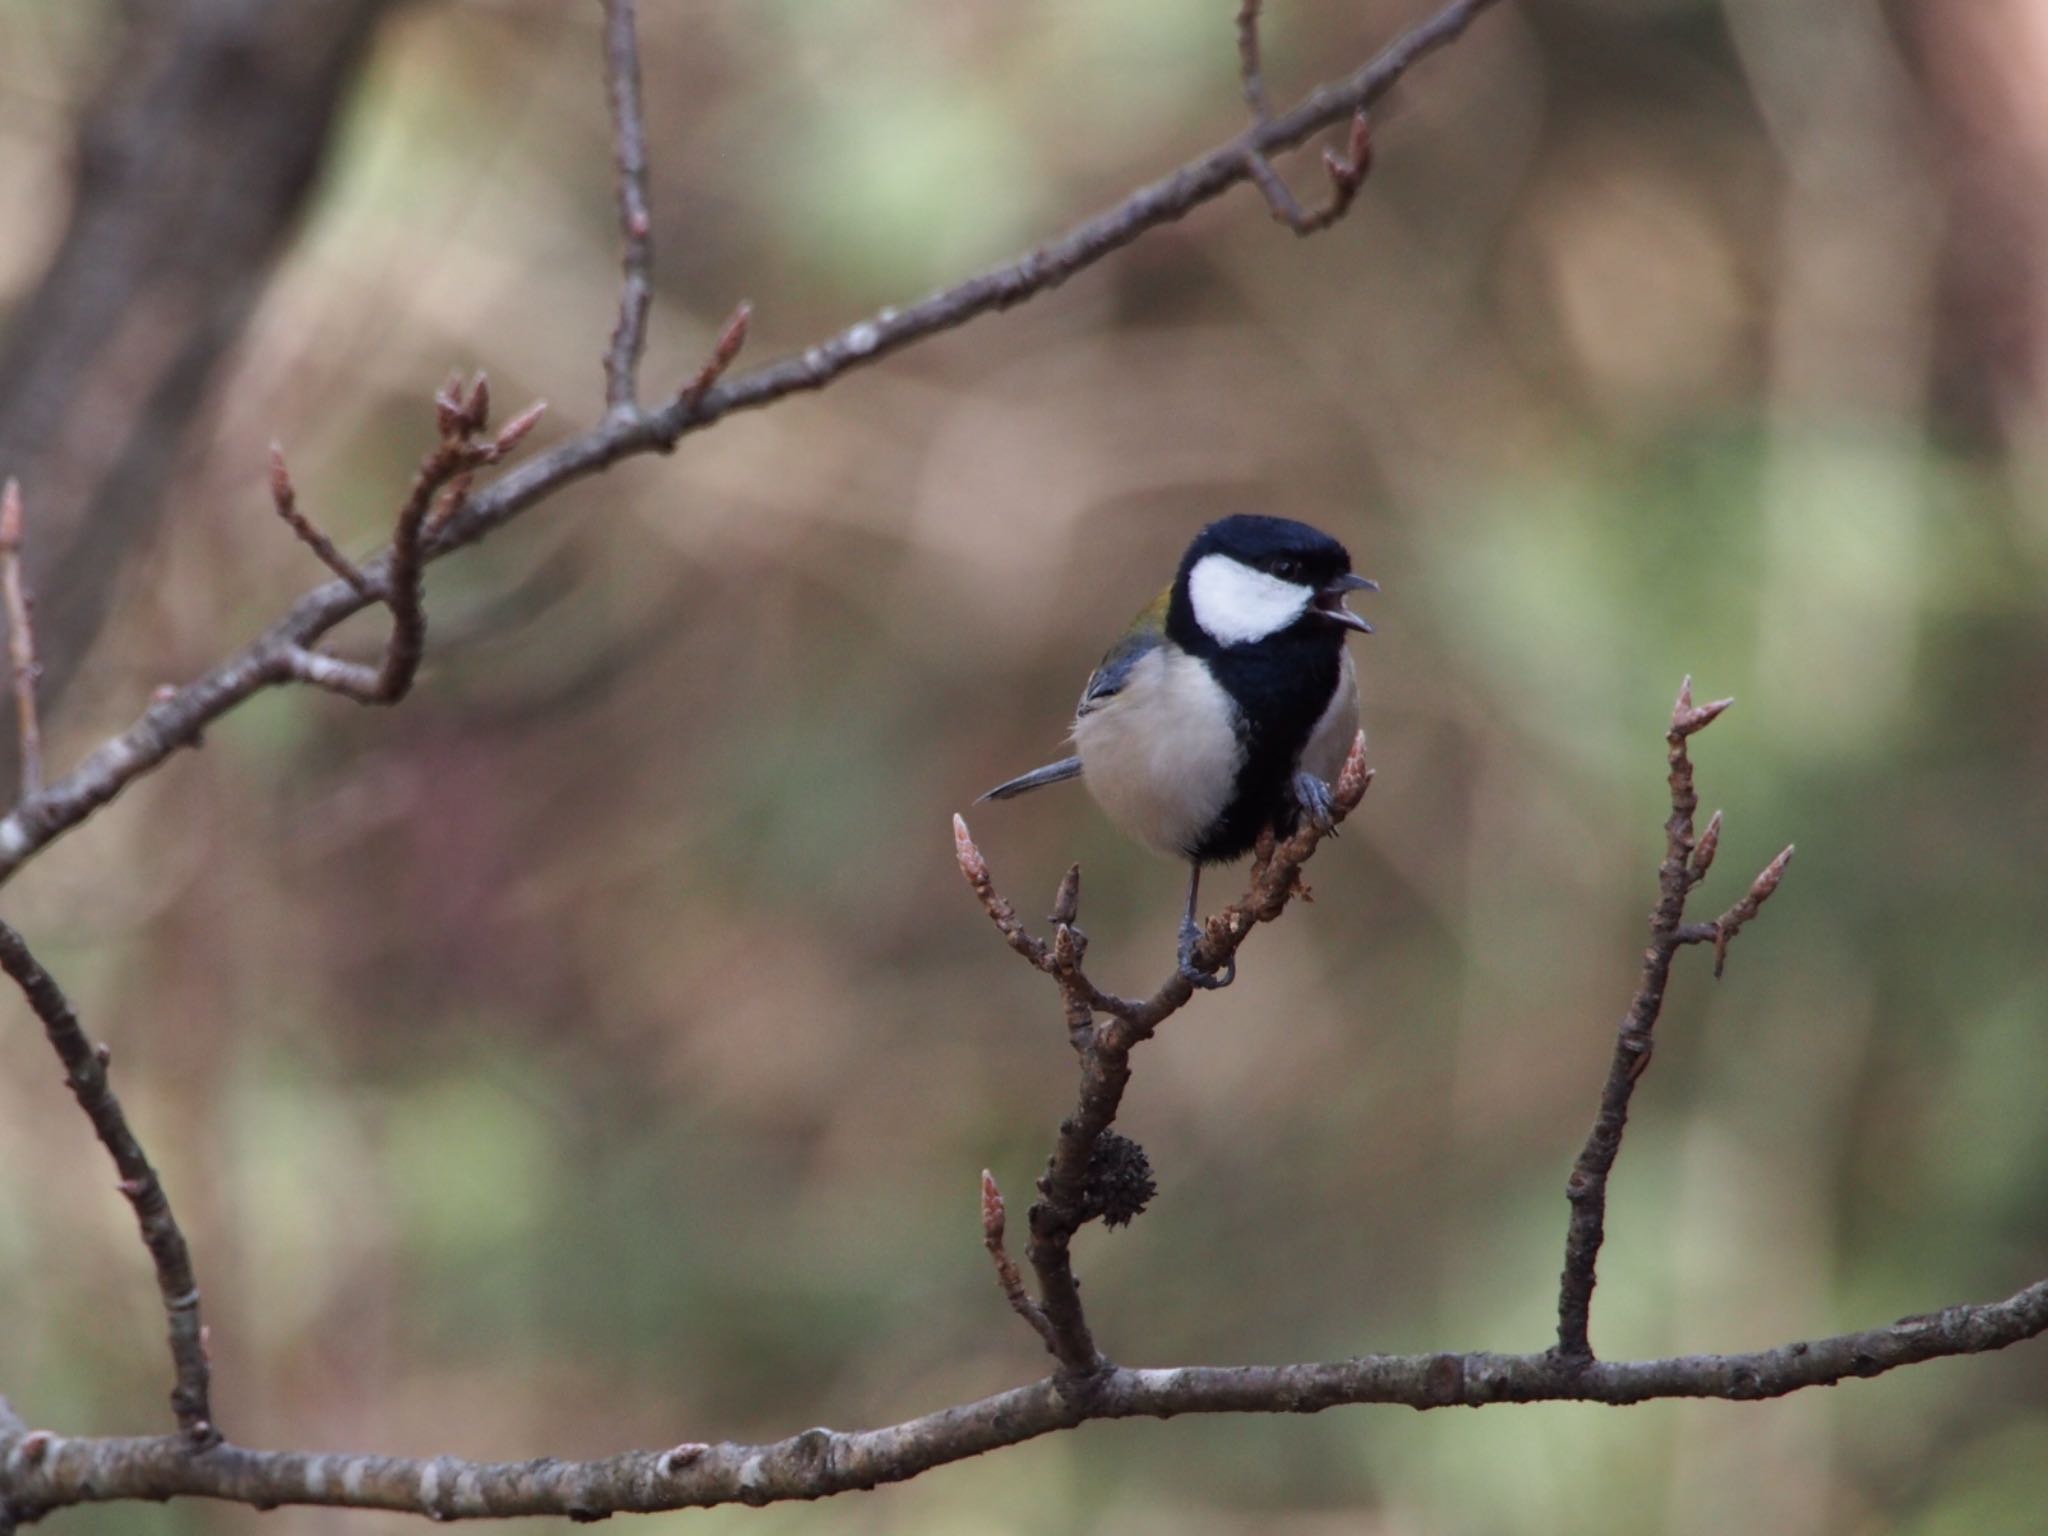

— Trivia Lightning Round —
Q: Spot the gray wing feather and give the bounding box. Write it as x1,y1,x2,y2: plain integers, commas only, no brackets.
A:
1076,628,1162,717
978,756,1084,803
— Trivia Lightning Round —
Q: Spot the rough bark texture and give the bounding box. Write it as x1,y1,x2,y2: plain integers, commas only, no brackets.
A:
4,1280,2045,1523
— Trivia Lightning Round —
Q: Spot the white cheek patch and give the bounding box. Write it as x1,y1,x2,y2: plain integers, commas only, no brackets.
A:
1187,553,1312,646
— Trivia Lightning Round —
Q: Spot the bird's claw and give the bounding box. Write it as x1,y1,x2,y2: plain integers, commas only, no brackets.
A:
1293,772,1338,838
1177,917,1236,990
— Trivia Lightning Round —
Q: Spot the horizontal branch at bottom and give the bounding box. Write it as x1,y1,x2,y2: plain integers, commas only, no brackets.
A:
5,1276,2043,1523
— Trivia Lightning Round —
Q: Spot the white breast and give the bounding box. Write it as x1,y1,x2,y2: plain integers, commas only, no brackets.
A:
1072,647,1242,859
1299,648,1359,785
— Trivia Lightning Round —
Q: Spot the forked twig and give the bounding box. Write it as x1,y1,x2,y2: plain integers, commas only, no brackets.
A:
1236,0,1377,234
280,379,545,706
960,735,1373,1380
1554,679,1794,1361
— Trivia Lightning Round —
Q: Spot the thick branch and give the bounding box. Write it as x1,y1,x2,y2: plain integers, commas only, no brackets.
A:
4,1278,2044,1522
0,924,214,1444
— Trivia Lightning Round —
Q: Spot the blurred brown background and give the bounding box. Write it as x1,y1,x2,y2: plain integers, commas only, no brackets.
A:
3,0,2047,1532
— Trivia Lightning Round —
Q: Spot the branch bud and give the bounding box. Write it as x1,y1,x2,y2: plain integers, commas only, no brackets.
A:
434,375,466,438
489,400,550,459
952,814,987,888
1051,864,1082,927
980,1169,1006,1246
1690,810,1722,883
464,372,492,433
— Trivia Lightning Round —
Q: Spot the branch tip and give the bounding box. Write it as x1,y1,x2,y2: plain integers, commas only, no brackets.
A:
1689,810,1722,883
1051,863,1083,927
951,814,983,882
675,300,756,412
980,1169,1005,1243
1673,695,1734,739
489,399,549,458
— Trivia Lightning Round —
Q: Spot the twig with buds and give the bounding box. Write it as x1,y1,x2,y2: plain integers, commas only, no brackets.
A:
1554,678,1795,1362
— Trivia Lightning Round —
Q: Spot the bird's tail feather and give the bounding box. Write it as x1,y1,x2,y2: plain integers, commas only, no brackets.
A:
977,756,1084,803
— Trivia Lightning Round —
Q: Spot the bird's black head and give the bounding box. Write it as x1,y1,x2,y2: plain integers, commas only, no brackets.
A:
1167,515,1375,653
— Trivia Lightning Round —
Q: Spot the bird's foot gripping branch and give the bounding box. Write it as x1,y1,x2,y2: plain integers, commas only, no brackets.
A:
954,732,1373,1380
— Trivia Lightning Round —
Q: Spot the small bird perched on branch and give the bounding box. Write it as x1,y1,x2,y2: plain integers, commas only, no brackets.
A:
981,514,1374,989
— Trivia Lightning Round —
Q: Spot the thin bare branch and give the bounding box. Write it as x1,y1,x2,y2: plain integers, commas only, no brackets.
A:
982,1170,1058,1354
1707,845,1795,977
1554,679,1785,1362
650,0,1502,431
0,0,1500,891
267,446,374,598
4,1276,2044,1522
0,923,214,1445
284,379,545,707
601,0,654,409
0,482,42,798
1235,1,1378,234
1236,0,1274,119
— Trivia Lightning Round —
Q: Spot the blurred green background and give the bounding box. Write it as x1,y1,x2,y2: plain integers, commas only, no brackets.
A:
3,0,2047,1532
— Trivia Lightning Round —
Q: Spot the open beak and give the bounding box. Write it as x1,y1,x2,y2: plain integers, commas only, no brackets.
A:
1312,572,1377,634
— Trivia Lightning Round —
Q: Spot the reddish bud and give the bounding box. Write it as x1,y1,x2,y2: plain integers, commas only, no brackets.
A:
952,814,987,886
980,1169,1006,1244
712,301,752,369
489,400,549,458
1690,810,1723,881
465,372,491,432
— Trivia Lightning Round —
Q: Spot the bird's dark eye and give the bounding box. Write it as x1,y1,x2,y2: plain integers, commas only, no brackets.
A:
1271,558,1301,582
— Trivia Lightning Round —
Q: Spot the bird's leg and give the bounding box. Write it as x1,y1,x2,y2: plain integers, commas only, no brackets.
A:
1177,864,1236,990
1292,771,1338,838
